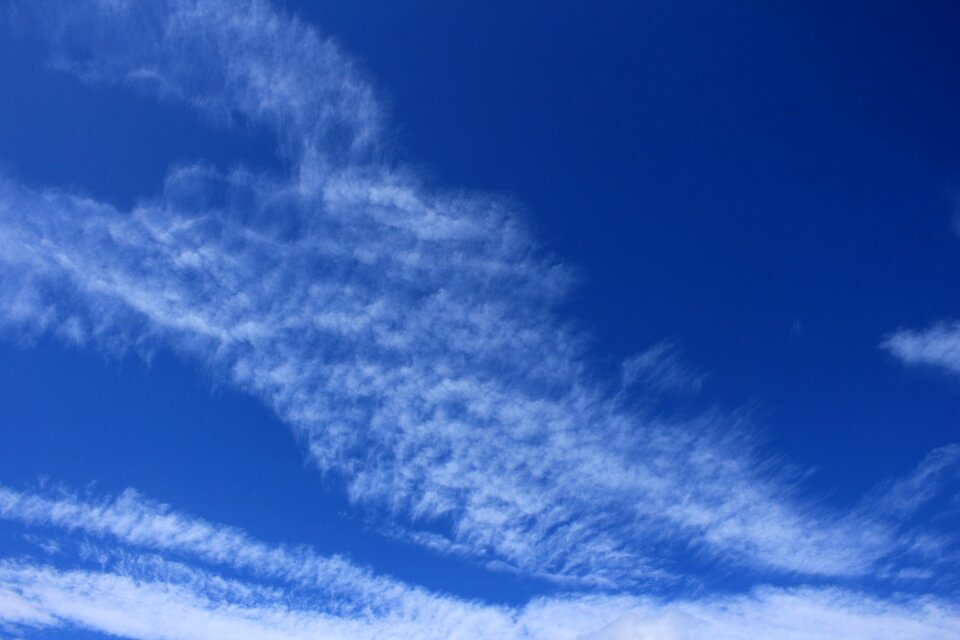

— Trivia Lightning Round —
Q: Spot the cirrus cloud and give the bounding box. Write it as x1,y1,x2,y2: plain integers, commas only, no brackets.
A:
0,0,955,593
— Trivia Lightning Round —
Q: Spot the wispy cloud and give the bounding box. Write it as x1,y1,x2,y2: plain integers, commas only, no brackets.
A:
0,0,954,588
621,341,706,395
865,445,960,518
882,321,960,376
856,446,960,586
0,484,411,614
4,561,959,640
0,484,957,640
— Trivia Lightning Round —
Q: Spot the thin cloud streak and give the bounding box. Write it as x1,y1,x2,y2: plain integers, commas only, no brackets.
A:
3,561,958,640
621,341,706,395
865,445,960,518
0,485,957,640
0,0,953,587
0,484,413,614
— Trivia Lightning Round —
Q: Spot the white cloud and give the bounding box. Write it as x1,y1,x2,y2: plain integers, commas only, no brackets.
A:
0,484,417,614
0,486,957,640
865,445,960,517
882,322,960,376
1,561,958,640
0,0,954,588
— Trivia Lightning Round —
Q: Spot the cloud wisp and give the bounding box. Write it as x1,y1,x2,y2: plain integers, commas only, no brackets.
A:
883,322,960,376
620,341,706,396
0,0,955,589
0,484,415,615
4,555,958,640
0,484,958,640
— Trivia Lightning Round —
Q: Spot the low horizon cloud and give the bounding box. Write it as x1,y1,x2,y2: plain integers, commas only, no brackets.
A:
0,482,957,639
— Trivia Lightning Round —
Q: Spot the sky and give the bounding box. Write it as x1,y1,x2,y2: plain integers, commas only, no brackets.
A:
0,0,958,638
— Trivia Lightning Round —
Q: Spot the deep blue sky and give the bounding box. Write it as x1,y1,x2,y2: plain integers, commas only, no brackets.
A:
0,1,958,637
300,0,960,497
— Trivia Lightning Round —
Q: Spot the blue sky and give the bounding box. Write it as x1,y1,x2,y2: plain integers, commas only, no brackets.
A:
0,1,958,637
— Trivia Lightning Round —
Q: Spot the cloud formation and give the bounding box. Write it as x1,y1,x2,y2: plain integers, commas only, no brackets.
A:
1,484,957,640
883,322,960,376
5,561,958,640
0,0,954,590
